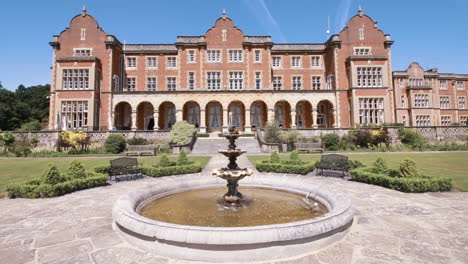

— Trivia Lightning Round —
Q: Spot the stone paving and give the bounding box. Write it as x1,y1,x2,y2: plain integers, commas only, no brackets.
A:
1,156,468,263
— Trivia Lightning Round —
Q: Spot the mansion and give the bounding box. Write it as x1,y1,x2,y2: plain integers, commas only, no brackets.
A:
48,7,468,132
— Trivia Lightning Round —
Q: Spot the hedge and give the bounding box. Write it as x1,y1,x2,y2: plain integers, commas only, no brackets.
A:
7,175,108,198
143,164,202,177
256,162,315,175
351,168,452,193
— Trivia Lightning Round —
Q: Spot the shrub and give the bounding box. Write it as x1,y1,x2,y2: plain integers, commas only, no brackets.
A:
169,121,196,145
289,150,305,165
0,132,15,152
321,133,340,151
177,150,193,166
104,134,126,154
41,163,67,185
155,143,171,155
399,159,420,178
19,120,42,131
157,154,176,167
94,165,112,175
256,162,315,175
279,130,299,144
399,128,427,149
270,151,281,163
370,158,389,174
348,159,365,170
352,129,372,148
197,133,210,137
11,135,37,157
127,137,148,145
143,164,202,177
67,161,87,179
264,123,281,143
57,131,91,153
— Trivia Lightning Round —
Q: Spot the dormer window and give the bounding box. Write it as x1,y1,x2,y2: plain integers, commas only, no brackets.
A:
74,49,91,57
354,47,371,56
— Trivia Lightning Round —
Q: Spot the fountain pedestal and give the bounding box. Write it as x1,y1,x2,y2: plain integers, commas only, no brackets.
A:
213,126,253,207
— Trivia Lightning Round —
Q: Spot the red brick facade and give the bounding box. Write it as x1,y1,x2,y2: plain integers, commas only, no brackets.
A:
48,8,468,132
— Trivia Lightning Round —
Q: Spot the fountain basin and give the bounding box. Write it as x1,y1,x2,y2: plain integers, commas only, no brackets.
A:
113,174,354,262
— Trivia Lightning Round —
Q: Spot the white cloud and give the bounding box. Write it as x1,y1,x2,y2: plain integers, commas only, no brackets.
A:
243,0,287,42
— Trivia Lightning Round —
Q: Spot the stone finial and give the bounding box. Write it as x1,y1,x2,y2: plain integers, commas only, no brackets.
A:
222,8,227,19
81,5,87,16
358,5,363,16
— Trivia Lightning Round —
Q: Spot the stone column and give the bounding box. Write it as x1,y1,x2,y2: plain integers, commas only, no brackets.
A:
176,109,183,123
153,111,159,130
291,110,297,129
267,108,275,125
109,111,114,130
332,108,337,128
312,107,318,128
131,111,137,131
222,108,229,132
200,109,207,133
244,108,251,133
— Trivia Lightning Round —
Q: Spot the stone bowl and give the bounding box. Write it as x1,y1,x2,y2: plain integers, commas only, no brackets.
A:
113,173,354,262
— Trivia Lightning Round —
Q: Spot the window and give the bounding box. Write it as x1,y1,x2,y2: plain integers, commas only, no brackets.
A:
273,76,282,90
255,72,262,90
188,50,196,63
312,76,321,90
291,56,301,67
147,57,157,69
207,72,221,90
439,80,448,90
326,75,333,90
62,69,89,90
207,50,221,62
60,101,88,129
441,116,451,126
146,77,157,91
357,67,383,87
440,96,450,109
359,98,384,125
402,116,407,126
311,56,321,67
80,29,86,40
126,57,137,69
126,77,136,91
167,77,176,91
456,81,464,90
414,94,429,108
458,96,466,109
359,28,364,40
354,47,371,55
292,76,302,90
399,79,404,88
272,56,281,67
409,78,424,87
74,49,91,57
254,50,261,62
415,115,431,126
188,72,195,90
460,116,468,126
229,50,243,62
229,72,243,90
167,57,177,68
401,95,406,108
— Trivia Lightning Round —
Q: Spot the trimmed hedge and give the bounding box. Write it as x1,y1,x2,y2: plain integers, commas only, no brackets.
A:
256,162,315,175
94,165,112,175
7,175,108,198
143,164,202,177
351,168,452,192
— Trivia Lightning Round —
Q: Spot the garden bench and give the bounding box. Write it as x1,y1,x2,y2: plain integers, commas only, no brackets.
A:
316,154,349,177
124,145,156,156
294,142,324,153
109,157,143,181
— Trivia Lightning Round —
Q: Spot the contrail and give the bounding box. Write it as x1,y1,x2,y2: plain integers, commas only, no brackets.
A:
336,0,353,32
243,0,287,42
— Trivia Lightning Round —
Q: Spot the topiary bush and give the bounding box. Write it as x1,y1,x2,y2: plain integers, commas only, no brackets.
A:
321,133,340,151
263,123,281,143
270,151,281,163
157,154,176,167
398,159,420,178
41,163,67,185
370,157,389,174
127,137,148,145
176,150,193,166
169,121,196,145
105,134,126,154
67,161,87,179
289,150,305,165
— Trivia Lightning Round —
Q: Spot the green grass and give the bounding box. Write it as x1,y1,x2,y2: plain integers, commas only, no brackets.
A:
0,156,211,196
248,152,468,192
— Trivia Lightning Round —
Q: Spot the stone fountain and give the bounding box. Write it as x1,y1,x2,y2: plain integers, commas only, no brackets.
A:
212,126,253,206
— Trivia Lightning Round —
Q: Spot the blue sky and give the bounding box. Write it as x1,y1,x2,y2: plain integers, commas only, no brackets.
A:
1,0,467,91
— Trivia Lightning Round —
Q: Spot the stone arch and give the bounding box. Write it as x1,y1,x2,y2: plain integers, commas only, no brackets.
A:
250,100,267,129
228,101,245,131
274,100,292,128
296,100,313,128
114,102,132,130
183,101,201,128
136,102,154,130
317,100,334,128
159,101,176,130
205,101,223,132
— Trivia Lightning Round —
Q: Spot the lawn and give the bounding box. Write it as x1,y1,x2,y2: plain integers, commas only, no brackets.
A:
0,156,211,195
248,152,468,192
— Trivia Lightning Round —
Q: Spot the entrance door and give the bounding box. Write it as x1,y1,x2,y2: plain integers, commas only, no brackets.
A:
208,104,222,131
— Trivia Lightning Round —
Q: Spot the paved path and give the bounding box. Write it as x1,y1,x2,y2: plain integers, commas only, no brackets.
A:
191,137,262,155
1,164,467,263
